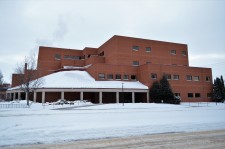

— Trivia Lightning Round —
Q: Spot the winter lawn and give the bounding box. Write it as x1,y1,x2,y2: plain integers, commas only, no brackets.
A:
0,102,225,147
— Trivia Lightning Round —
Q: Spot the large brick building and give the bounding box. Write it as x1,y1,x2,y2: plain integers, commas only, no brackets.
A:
8,35,213,103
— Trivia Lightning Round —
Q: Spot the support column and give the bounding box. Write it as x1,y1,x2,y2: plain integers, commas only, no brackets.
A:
80,92,83,100
99,92,102,104
33,92,37,102
116,92,119,103
25,92,28,101
132,92,135,103
61,91,64,99
18,92,21,100
42,92,45,104
13,92,16,100
147,92,149,103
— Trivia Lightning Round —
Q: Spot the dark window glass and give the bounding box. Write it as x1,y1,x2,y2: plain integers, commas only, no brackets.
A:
123,75,129,80
146,47,151,52
171,50,176,55
107,74,113,80
55,54,61,60
115,74,121,80
195,93,201,98
132,46,139,51
186,75,192,81
151,73,157,79
131,75,136,80
133,61,139,66
188,93,193,98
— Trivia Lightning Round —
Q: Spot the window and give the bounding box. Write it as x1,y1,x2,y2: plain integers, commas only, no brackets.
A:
188,93,193,98
146,47,151,52
171,50,176,55
99,51,104,56
186,75,192,81
206,76,210,82
115,74,121,80
55,54,61,60
64,55,81,60
133,61,139,66
131,75,136,80
151,73,157,79
132,46,139,51
165,74,171,80
107,74,113,80
146,61,151,64
194,76,200,81
182,51,187,56
207,93,212,98
123,75,129,80
174,93,180,96
195,93,201,98
173,75,179,80
98,73,105,80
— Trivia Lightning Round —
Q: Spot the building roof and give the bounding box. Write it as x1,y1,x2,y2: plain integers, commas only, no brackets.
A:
9,71,148,90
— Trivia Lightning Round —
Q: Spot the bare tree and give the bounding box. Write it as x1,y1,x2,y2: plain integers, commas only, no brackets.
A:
0,70,3,85
14,52,44,106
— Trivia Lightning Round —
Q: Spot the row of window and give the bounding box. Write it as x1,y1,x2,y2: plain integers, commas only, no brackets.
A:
150,73,211,82
132,46,187,56
175,93,212,98
99,73,137,80
151,74,179,80
55,51,105,61
188,93,201,98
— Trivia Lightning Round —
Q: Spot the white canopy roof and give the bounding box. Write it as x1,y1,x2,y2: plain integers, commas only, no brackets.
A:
9,71,148,90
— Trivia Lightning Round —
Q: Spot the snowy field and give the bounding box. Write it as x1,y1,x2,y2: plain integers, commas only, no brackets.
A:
0,101,225,147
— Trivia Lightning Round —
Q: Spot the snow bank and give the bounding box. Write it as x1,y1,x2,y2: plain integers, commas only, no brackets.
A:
0,102,225,147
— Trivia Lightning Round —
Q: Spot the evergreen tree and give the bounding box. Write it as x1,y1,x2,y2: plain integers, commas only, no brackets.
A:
149,81,161,103
213,76,225,102
160,75,174,103
149,75,180,104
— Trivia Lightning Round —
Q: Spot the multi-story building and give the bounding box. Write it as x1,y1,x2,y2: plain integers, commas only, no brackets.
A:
8,35,213,103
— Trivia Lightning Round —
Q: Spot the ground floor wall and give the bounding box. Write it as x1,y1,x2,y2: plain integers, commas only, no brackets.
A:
6,89,149,104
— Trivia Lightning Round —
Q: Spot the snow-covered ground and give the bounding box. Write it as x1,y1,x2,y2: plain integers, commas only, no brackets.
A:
0,101,225,147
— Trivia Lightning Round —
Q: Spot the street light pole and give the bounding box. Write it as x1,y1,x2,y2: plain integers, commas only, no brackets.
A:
122,82,124,106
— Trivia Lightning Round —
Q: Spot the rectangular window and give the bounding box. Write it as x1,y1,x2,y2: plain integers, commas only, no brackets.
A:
165,74,171,80
194,76,200,81
188,93,193,98
186,75,192,81
131,75,136,80
151,73,157,79
206,76,210,82
171,50,176,55
115,74,121,80
195,93,201,98
182,51,187,56
146,47,151,52
174,93,180,96
55,54,61,60
207,93,212,98
173,75,179,80
132,46,139,51
107,74,113,80
98,73,105,80
132,61,139,66
64,55,80,60
123,75,129,80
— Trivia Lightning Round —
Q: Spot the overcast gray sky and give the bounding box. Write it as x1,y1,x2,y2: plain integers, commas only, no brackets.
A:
0,0,224,83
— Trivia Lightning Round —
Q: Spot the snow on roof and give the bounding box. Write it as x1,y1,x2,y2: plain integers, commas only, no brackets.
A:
9,71,148,90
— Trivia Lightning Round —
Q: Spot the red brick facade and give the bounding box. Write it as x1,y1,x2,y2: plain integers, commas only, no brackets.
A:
12,35,213,102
